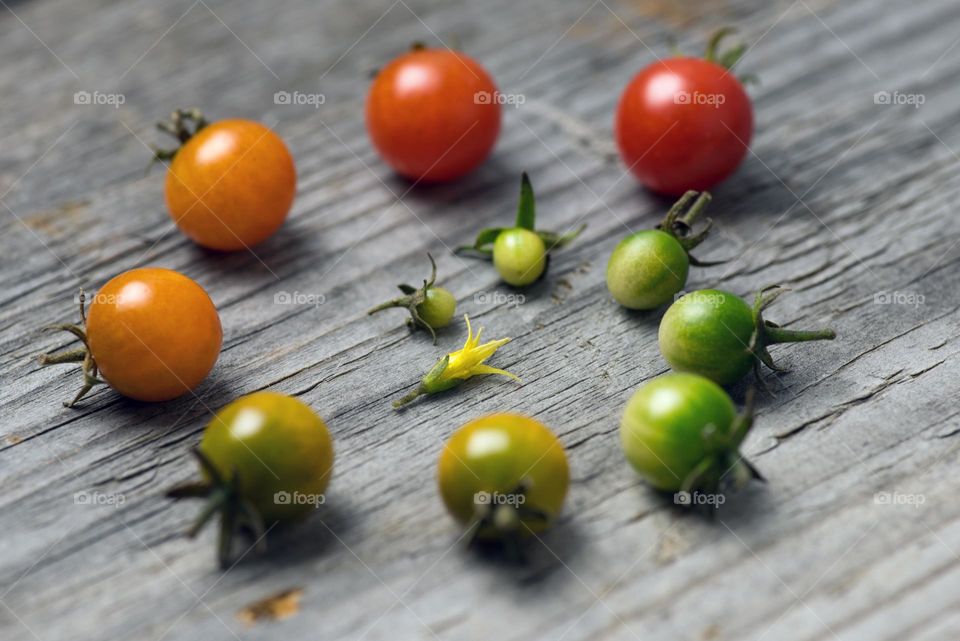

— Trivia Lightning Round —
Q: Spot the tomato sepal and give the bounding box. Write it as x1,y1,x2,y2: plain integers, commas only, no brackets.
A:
678,387,762,500
748,285,837,385
38,290,108,407
166,448,267,569
148,107,209,171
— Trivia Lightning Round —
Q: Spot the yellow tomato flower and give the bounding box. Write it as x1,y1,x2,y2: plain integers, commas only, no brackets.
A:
393,315,519,408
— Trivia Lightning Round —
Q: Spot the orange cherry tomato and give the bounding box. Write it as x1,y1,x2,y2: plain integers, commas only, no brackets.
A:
86,268,222,401
366,47,501,182
165,119,296,251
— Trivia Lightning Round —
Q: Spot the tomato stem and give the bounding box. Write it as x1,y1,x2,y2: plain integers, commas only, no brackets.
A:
151,108,209,165
367,253,442,343
764,326,837,344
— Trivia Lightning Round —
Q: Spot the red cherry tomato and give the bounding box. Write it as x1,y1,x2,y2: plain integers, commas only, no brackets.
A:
366,47,501,183
165,117,296,251
615,57,753,195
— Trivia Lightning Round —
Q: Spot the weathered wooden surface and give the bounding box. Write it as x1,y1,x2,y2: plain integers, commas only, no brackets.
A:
2,0,960,639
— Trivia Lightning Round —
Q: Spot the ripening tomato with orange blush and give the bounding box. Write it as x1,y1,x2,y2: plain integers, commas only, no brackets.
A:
366,46,501,182
615,31,754,195
158,109,296,251
40,268,222,406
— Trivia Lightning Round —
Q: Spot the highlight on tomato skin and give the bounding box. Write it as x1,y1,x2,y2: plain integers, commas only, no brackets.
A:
365,46,502,183
158,109,297,251
38,267,222,406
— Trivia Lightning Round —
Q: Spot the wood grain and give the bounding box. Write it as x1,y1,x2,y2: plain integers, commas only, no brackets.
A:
2,0,960,639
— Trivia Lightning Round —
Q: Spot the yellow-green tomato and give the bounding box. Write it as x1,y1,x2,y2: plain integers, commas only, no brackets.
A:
658,289,756,385
493,228,547,286
437,413,568,538
606,229,689,309
416,286,456,328
620,373,736,491
199,391,334,521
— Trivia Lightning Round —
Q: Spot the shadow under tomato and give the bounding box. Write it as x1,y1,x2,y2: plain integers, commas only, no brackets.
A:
244,503,353,569
463,517,585,588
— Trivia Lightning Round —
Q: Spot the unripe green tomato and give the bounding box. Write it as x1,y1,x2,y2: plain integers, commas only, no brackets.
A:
199,391,334,522
606,230,689,309
620,373,737,491
493,228,546,286
437,413,569,539
416,287,456,328
658,289,755,385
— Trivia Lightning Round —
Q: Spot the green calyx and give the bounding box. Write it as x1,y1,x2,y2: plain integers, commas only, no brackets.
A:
465,478,551,560
150,107,209,166
655,190,723,267
37,289,106,408
166,448,267,569
748,285,837,379
367,253,453,344
392,355,457,408
680,388,763,497
456,172,586,258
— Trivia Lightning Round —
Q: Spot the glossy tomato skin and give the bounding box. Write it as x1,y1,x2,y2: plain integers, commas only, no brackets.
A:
606,230,689,309
620,373,737,491
165,119,296,251
437,413,569,537
86,268,221,402
366,48,501,182
493,228,547,286
417,287,457,328
615,58,753,195
658,289,755,384
199,392,334,522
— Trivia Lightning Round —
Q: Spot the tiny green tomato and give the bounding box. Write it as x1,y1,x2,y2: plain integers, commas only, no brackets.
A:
368,253,456,343
417,286,456,328
606,190,717,310
620,373,760,494
458,172,585,287
658,286,836,385
493,228,547,286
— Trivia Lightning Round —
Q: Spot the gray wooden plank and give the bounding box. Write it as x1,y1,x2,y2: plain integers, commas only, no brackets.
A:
2,0,960,640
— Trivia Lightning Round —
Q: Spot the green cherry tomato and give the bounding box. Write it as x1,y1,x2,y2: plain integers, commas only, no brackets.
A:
659,287,836,385
620,373,745,492
416,286,456,328
437,413,569,539
493,228,547,286
199,391,334,522
658,289,755,385
607,229,690,309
